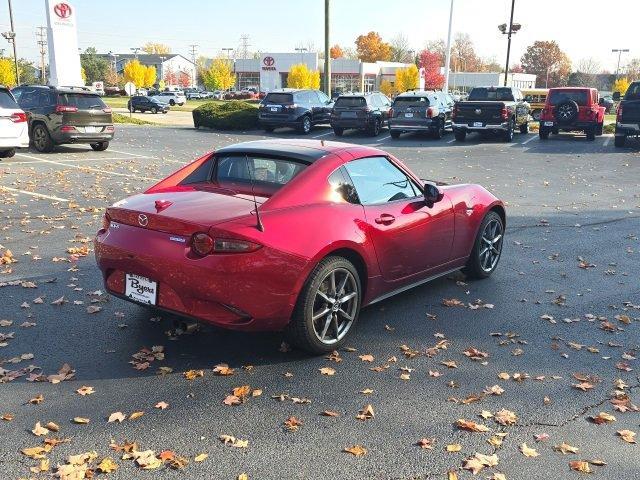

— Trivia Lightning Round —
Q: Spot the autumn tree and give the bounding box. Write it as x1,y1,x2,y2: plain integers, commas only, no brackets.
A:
452,33,481,72
201,58,235,91
613,78,630,96
395,65,419,92
521,41,572,88
379,79,396,98
355,32,391,63
143,65,157,88
418,49,444,89
330,45,344,59
80,47,109,84
123,59,146,88
624,58,640,81
104,67,120,87
389,34,413,63
287,63,320,89
143,42,171,55
177,72,191,88
0,58,16,87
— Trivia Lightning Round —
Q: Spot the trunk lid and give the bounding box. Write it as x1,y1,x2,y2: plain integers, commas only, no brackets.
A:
58,92,112,127
454,101,505,124
107,188,262,236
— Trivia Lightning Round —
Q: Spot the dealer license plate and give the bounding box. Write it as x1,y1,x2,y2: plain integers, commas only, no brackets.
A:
404,112,414,118
270,107,278,112
544,121,554,126
85,126,96,133
341,111,356,118
125,274,157,305
473,122,483,127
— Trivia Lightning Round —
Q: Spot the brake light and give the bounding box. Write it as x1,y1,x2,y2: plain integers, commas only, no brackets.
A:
426,107,435,118
10,112,27,123
60,125,77,132
617,104,623,122
101,212,111,231
452,106,459,119
105,125,115,132
214,239,261,253
55,105,78,113
363,106,372,113
388,107,394,117
192,233,214,256
102,107,112,113
500,107,509,120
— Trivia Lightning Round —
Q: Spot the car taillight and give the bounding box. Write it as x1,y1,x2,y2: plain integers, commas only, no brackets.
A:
452,106,459,119
102,107,112,113
101,212,111,230
10,112,27,123
500,107,509,120
363,106,372,113
388,107,394,117
426,107,434,118
105,125,115,132
192,233,214,256
55,105,78,113
214,239,261,253
617,104,623,122
60,125,77,132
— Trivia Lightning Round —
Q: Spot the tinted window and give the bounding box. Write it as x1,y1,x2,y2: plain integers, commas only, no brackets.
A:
317,91,330,103
328,167,359,204
394,96,431,106
0,90,18,109
625,83,640,100
16,89,41,109
264,93,293,104
468,88,515,101
335,97,366,108
216,155,306,187
548,90,588,105
59,93,106,109
344,156,420,205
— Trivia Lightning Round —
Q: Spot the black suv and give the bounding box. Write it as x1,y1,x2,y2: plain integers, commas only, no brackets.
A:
613,81,640,148
128,95,169,114
11,85,114,152
330,92,392,136
389,90,454,139
258,89,333,134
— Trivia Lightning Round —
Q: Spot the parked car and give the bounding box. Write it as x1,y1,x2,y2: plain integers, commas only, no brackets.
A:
389,90,454,139
11,85,114,152
452,86,530,142
258,89,333,134
330,92,392,137
128,96,169,114
95,139,506,353
151,91,186,106
599,95,614,114
135,88,148,96
186,91,203,100
538,87,605,141
613,81,640,147
522,88,548,120
0,85,29,158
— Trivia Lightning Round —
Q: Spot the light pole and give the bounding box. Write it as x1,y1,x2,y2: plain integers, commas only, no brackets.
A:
159,55,165,85
612,49,629,80
2,0,19,84
324,0,330,97
443,0,454,94
498,0,521,87
295,47,307,64
130,47,141,59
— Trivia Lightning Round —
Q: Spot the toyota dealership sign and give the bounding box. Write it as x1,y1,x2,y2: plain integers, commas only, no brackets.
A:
262,56,276,71
46,0,83,86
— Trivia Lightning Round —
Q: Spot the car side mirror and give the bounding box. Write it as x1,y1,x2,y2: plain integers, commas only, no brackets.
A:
423,182,443,207
612,92,621,101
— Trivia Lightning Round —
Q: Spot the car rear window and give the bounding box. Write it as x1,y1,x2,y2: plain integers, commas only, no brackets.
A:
335,97,366,107
393,96,431,106
625,83,640,101
548,90,588,105
59,93,106,110
264,93,293,104
468,88,515,101
0,90,18,109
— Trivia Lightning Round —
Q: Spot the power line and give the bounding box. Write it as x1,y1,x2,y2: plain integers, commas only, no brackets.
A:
188,44,198,86
36,26,47,84
239,34,250,60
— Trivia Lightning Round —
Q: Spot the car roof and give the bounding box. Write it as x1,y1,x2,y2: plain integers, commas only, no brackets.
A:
15,85,97,95
396,90,436,97
215,139,358,163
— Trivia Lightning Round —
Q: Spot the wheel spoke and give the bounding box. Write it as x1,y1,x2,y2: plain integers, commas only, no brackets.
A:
338,308,354,321
339,291,357,304
319,314,332,340
312,307,331,321
337,272,349,296
316,291,333,304
332,316,340,338
492,233,502,244
329,271,337,296
479,246,490,257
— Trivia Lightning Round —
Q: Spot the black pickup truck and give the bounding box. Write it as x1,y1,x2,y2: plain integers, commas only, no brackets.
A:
614,81,640,147
452,86,530,142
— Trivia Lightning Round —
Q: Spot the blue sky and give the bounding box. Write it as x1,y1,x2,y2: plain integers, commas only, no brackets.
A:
1,0,636,71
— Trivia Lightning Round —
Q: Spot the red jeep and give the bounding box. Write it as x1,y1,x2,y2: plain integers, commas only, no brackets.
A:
539,87,605,141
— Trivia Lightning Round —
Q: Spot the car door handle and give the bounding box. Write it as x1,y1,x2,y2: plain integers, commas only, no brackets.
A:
375,213,395,225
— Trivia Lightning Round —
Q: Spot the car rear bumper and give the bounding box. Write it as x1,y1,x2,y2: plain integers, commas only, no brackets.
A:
452,121,510,132
330,117,372,129
0,136,29,149
616,122,640,135
389,118,436,131
539,121,597,130
53,128,114,144
94,222,306,331
258,113,300,128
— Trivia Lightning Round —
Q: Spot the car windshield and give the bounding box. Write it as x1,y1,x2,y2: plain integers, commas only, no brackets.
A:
0,89,18,108
468,88,515,101
335,97,366,107
264,93,293,104
393,96,430,106
625,83,640,101
548,90,588,105
59,93,106,110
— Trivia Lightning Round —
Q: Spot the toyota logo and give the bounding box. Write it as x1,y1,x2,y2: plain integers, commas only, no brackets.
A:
138,214,148,227
53,2,72,19
475,109,482,115
263,56,275,67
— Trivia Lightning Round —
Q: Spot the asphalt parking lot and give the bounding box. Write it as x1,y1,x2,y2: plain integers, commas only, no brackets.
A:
1,124,639,479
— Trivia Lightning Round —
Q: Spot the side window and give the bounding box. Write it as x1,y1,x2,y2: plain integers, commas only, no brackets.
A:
18,89,39,109
343,156,421,205
328,167,359,204
371,95,382,107
317,91,330,104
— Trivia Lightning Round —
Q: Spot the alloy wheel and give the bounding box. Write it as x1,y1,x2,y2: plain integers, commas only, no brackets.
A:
479,218,503,272
303,117,311,133
34,127,46,150
311,268,358,345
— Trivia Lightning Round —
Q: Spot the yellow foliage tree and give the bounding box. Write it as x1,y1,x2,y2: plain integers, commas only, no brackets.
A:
379,79,396,98
613,77,630,96
395,65,419,93
142,42,171,55
81,66,86,84
201,58,235,91
287,64,321,89
0,58,16,87
143,65,157,88
123,59,146,88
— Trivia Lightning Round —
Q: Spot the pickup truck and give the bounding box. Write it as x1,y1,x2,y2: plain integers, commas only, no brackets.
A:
538,87,604,141
614,82,640,147
451,86,530,142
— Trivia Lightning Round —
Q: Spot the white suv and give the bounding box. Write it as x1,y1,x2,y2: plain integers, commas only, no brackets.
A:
151,91,186,106
0,86,29,159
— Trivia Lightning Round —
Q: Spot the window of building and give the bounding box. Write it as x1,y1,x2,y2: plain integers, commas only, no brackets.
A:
363,75,376,93
236,72,260,91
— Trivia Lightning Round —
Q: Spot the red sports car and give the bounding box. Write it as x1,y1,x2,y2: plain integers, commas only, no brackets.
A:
95,140,505,353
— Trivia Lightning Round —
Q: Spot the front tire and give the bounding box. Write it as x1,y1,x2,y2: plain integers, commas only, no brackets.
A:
519,122,529,134
454,129,466,142
333,126,344,136
32,124,54,153
0,148,16,158
462,211,504,279
151,107,158,114
298,116,312,134
90,142,109,151
614,135,626,148
285,256,361,354
169,100,176,106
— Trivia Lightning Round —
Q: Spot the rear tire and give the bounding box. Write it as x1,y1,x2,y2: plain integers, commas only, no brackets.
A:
586,127,596,141
614,135,626,148
169,100,176,106
432,118,444,139
333,127,344,136
32,124,54,153
368,118,381,136
539,127,549,140
285,256,361,354
503,120,515,142
0,148,16,158
390,129,401,139
454,129,466,142
298,116,312,134
90,142,109,151
595,122,603,136
462,211,504,279
519,122,529,134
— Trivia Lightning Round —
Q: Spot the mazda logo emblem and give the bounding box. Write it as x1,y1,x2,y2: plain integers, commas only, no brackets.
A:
138,214,148,227
263,56,275,67
53,2,72,19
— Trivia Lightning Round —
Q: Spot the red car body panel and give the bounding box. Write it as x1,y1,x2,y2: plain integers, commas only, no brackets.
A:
95,140,504,332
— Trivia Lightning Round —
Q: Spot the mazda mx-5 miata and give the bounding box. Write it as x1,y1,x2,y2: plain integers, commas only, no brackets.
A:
95,139,505,353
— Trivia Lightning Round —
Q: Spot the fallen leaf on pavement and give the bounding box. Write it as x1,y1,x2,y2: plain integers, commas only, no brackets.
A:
569,460,591,473
520,443,539,457
344,445,367,456
108,412,125,423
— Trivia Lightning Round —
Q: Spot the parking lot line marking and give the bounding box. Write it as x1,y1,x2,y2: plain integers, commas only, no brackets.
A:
447,139,456,144
312,131,334,139
374,135,391,145
26,158,160,181
522,135,537,145
106,148,160,159
603,136,611,147
0,186,70,202
9,157,137,165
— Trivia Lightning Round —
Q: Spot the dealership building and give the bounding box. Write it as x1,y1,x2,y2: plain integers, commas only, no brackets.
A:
234,52,416,94
447,72,537,92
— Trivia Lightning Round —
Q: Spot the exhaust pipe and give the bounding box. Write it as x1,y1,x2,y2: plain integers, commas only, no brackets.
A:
174,318,199,334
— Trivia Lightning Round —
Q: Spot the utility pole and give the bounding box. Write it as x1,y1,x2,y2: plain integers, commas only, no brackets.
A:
5,0,19,84
324,0,330,97
443,0,454,94
36,26,47,84
612,49,629,80
188,44,198,87
239,34,250,60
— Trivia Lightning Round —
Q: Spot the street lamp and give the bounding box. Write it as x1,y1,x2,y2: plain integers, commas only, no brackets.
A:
130,47,141,59
498,0,521,87
108,50,119,71
612,48,629,80
3,0,19,84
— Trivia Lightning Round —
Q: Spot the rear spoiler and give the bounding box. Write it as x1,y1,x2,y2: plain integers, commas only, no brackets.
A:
145,151,213,194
